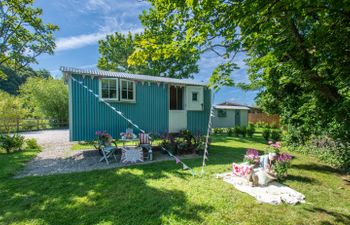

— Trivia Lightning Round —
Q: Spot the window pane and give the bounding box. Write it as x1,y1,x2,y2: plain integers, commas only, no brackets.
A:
128,91,133,100
109,80,116,89
122,90,127,99
102,89,109,98
177,87,183,110
110,89,117,99
170,86,177,110
128,81,133,91
192,92,198,101
101,80,108,89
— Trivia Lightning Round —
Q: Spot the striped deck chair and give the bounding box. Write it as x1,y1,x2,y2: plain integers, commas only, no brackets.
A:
139,133,153,161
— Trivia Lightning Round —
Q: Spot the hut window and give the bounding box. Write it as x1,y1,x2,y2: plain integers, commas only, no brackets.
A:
100,79,118,100
170,86,184,110
218,109,227,117
120,79,135,101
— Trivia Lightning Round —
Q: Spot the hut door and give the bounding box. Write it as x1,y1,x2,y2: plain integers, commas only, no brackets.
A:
235,110,241,126
169,85,187,133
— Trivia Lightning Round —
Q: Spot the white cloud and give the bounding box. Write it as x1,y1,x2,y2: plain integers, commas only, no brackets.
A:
55,27,143,52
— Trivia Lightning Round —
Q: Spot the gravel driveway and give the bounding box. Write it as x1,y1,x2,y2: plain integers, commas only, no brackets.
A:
15,129,198,177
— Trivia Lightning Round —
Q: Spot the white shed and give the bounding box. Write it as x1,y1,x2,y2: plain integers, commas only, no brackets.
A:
212,103,250,128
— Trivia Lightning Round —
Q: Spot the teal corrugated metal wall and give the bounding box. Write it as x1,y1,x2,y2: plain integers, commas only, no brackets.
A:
187,88,211,134
70,74,211,141
71,74,168,141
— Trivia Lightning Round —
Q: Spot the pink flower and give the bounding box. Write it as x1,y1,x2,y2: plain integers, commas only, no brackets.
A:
268,140,273,144
277,153,292,162
95,131,101,136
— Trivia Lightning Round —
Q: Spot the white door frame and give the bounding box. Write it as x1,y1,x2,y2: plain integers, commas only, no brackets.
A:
168,85,187,133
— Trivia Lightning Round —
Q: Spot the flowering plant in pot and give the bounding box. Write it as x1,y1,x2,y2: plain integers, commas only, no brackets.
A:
273,153,292,181
244,148,260,166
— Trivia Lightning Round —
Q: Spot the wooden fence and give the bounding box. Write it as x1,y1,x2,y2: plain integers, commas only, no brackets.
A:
0,118,68,133
248,113,280,125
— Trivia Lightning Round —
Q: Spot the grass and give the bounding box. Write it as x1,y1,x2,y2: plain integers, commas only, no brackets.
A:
0,134,349,225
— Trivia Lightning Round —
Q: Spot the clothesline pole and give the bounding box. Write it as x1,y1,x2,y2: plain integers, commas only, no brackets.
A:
201,90,215,176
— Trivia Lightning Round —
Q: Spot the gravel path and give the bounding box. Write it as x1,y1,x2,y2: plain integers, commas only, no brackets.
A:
15,129,198,177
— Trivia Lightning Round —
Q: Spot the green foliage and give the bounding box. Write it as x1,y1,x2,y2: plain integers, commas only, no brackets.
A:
227,128,233,136
246,124,255,138
233,126,241,137
133,0,350,143
289,136,350,171
98,31,199,79
0,66,50,95
0,134,24,153
19,77,68,121
262,128,271,141
0,91,27,133
25,138,41,150
240,126,247,137
271,130,282,142
0,0,59,77
213,128,225,134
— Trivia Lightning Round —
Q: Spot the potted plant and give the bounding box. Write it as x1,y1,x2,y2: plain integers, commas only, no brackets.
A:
273,153,292,181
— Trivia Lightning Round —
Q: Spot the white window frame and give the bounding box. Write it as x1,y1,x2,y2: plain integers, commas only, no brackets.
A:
99,78,119,101
120,79,136,102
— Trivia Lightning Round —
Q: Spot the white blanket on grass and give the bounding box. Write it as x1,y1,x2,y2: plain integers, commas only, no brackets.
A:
216,172,305,205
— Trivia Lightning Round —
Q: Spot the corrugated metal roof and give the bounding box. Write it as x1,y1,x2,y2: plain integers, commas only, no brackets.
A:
60,66,207,86
214,105,250,110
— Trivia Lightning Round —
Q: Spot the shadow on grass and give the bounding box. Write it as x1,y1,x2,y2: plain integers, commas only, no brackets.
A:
292,163,344,175
286,174,319,184
305,207,350,225
0,150,39,179
0,167,213,225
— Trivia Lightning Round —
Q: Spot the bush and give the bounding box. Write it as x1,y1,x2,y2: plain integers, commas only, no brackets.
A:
233,126,241,137
241,126,247,137
271,130,282,141
213,128,225,134
262,128,271,141
289,136,350,171
284,125,309,145
271,122,279,129
227,128,234,136
0,134,24,153
247,124,255,137
25,138,41,150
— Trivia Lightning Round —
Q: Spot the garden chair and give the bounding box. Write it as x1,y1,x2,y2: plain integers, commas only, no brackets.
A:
99,140,117,165
139,133,153,161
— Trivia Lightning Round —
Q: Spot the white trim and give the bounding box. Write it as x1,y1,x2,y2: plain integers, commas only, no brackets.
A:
99,78,119,101
119,79,136,102
214,105,250,110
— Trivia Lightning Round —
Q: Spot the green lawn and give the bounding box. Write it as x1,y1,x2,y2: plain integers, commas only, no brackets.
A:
0,135,349,225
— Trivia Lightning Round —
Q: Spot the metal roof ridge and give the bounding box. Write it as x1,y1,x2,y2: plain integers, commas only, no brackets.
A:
60,66,207,86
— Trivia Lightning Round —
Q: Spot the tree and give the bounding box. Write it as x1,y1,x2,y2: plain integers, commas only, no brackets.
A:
19,77,68,121
98,32,200,79
130,0,350,141
0,91,27,133
0,66,50,95
0,0,59,79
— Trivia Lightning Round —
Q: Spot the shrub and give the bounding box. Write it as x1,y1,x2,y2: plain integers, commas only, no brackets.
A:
0,134,24,153
289,136,350,171
284,125,309,145
25,138,41,150
262,128,271,141
227,128,233,136
247,124,255,137
271,122,279,129
241,126,247,137
271,130,282,141
213,128,224,134
233,125,241,137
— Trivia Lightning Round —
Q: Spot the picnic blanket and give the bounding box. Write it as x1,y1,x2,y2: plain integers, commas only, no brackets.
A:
216,172,305,205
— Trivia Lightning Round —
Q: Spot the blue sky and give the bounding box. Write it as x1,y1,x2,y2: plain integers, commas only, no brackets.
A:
32,0,258,106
